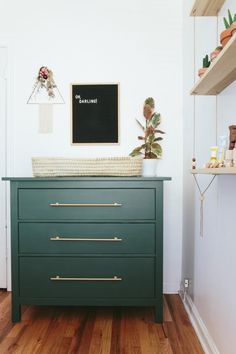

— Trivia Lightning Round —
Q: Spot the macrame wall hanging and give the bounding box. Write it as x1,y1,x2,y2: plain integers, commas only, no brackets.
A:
27,66,64,133
191,17,218,237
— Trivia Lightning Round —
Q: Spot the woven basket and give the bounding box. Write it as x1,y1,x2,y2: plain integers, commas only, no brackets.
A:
32,157,142,177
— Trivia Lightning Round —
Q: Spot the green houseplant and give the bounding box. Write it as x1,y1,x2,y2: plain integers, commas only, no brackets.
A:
130,97,164,159
130,97,165,176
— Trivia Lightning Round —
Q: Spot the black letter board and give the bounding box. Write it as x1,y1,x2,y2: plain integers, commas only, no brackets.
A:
71,83,119,144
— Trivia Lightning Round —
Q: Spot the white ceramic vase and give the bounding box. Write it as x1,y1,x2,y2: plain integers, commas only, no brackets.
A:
142,159,157,177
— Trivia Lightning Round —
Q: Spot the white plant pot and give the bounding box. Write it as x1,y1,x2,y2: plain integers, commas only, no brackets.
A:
142,159,157,177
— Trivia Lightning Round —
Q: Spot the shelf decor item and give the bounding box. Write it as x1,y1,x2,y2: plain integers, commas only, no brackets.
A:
210,46,223,61
129,97,165,177
229,125,236,149
27,66,64,133
198,54,211,77
220,10,235,46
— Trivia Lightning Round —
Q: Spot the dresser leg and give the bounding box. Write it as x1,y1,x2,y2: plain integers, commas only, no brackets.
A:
12,300,21,322
154,305,163,323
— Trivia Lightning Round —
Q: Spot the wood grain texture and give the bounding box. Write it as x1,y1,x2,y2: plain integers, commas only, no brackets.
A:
190,0,225,16
190,34,236,95
0,292,203,354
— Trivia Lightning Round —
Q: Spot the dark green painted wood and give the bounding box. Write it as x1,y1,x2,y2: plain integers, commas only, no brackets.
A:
19,298,157,306
155,181,164,322
10,182,21,322
19,257,154,298
19,223,155,254
3,176,171,323
3,177,171,181
18,188,155,220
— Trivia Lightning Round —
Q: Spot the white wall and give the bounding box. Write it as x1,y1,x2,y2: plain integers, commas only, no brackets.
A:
0,47,7,288
0,0,183,293
183,1,236,353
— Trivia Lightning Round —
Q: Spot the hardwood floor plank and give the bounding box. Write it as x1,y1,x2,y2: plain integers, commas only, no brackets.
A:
68,309,96,354
120,308,142,354
109,308,121,354
88,308,112,354
163,296,173,322
165,295,203,354
0,292,204,354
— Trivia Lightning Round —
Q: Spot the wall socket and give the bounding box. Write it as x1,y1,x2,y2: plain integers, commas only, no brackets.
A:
184,278,190,288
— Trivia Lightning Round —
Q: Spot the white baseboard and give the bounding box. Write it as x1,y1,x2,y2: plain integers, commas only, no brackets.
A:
163,282,179,294
179,292,220,354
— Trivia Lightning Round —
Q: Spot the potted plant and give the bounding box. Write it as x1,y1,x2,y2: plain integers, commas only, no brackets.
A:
198,54,210,78
220,10,234,46
229,10,236,35
129,97,165,176
210,46,223,62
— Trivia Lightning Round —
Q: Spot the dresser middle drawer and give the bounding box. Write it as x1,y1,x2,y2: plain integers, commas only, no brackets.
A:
19,223,155,254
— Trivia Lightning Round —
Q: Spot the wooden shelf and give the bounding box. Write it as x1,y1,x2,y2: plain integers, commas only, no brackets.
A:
191,168,236,174
191,34,236,95
190,0,225,16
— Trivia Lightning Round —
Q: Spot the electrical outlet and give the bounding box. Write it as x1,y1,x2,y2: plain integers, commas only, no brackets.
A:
184,278,189,288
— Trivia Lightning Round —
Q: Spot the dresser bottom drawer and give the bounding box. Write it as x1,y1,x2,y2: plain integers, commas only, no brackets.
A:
19,257,155,299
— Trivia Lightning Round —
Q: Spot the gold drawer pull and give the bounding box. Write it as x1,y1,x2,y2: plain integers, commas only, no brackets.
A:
50,202,122,207
50,275,122,281
50,236,122,242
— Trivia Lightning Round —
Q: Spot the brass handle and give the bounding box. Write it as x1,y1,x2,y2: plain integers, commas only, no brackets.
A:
50,275,122,281
50,202,122,207
50,236,122,242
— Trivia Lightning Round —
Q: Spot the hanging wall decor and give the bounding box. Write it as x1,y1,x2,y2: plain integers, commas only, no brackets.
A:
71,83,119,144
27,66,64,133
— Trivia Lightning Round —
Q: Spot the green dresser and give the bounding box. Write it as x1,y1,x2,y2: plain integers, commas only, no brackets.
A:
3,177,170,322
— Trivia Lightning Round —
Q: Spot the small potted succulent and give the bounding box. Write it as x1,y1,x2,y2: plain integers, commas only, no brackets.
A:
129,97,165,176
229,10,236,35
198,54,210,78
210,46,223,62
220,10,235,46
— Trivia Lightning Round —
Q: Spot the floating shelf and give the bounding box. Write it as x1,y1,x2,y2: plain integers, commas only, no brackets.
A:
190,0,225,16
191,34,236,95
191,168,236,175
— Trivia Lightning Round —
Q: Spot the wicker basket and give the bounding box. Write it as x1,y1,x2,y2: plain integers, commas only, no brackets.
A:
32,156,142,177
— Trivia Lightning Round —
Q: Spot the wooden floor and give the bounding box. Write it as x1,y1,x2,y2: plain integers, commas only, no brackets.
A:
0,291,203,354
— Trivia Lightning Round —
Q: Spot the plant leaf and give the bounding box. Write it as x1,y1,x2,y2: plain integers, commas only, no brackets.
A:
151,142,161,149
150,152,158,158
154,129,165,134
151,113,161,128
228,9,233,25
129,144,146,157
148,134,155,143
154,137,163,141
136,118,145,131
224,17,230,28
151,143,162,157
129,150,143,157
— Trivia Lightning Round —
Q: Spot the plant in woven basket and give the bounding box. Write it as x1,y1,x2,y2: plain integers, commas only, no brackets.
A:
129,97,165,159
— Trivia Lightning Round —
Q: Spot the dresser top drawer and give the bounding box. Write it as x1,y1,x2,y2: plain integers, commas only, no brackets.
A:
18,188,156,220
